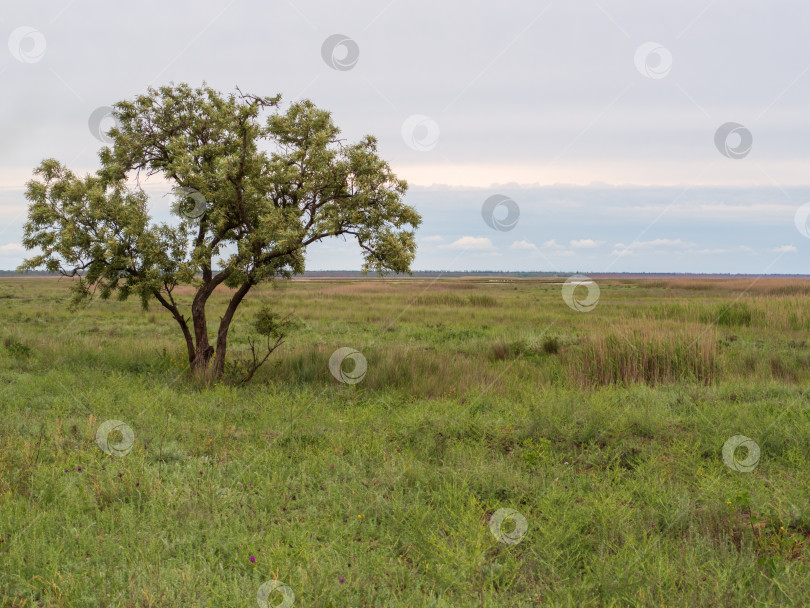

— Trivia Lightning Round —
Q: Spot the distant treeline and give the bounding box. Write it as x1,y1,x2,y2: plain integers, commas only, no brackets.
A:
0,270,59,276
3,269,810,279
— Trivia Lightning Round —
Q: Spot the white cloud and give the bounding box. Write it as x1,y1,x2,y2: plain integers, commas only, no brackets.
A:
540,239,574,256
570,239,602,249
441,236,495,251
771,245,797,253
619,201,799,223
611,240,765,258
510,240,537,251
0,243,25,253
693,248,730,254
612,238,695,251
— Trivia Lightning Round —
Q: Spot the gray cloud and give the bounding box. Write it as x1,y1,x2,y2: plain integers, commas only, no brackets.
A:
2,0,810,273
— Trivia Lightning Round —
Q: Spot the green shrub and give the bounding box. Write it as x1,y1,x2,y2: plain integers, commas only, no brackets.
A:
701,302,753,327
3,337,31,358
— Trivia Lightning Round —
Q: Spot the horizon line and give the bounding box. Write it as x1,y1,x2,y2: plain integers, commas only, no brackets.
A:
3,270,810,278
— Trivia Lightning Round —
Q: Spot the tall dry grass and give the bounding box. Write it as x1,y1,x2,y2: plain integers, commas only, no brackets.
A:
569,324,717,387
644,296,810,332
647,276,810,294
410,293,499,307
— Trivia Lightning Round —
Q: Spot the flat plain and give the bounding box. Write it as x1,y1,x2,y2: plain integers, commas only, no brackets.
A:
2,275,810,607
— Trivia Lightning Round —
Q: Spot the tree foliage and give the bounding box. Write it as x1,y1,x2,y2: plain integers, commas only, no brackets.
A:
20,83,421,379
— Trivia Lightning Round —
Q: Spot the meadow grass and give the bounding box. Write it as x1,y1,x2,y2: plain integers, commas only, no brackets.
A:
2,276,810,606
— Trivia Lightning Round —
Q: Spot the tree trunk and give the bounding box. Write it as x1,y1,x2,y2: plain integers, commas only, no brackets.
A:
191,341,214,372
190,287,214,373
212,281,254,377
181,325,195,364
172,313,195,364
152,289,196,365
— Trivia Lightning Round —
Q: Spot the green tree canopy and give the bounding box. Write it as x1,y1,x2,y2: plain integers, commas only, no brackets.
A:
20,83,421,379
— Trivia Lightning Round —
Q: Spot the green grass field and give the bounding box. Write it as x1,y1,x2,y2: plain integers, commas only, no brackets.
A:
3,275,810,607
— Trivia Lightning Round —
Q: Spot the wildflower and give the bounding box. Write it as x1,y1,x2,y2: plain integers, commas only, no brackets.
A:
250,556,256,563
136,482,139,487
339,577,345,583
77,466,82,472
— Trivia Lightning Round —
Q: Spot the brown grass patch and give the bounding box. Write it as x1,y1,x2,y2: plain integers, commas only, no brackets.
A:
569,324,717,387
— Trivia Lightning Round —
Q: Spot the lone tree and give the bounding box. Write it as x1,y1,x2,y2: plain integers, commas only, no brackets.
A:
20,83,421,379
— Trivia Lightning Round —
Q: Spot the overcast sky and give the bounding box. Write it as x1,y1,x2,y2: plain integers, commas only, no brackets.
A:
2,0,810,273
